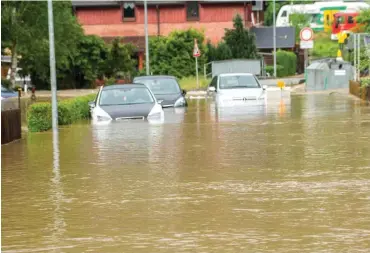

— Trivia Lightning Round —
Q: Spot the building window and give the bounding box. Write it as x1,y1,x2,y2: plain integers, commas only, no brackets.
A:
123,2,135,21
187,1,199,21
348,16,354,24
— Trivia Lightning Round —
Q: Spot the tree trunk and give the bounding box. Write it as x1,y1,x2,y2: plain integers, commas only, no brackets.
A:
10,41,18,88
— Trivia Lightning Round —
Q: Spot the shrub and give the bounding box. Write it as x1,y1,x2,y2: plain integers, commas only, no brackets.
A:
265,65,284,77
276,50,297,77
27,93,97,132
361,77,370,87
1,78,11,88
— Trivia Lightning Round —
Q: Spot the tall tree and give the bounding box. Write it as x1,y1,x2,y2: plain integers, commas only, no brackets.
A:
1,1,83,88
223,14,258,59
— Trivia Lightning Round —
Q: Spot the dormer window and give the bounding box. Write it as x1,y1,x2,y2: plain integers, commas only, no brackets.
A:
123,2,135,21
186,1,199,21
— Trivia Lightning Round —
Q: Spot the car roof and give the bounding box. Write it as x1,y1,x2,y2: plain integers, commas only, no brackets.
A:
102,84,147,90
133,75,176,80
219,73,254,77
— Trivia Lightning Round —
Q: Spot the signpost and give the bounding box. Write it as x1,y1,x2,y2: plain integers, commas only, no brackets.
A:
193,39,201,89
300,27,314,69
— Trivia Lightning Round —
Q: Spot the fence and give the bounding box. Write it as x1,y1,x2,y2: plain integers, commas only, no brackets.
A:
1,109,21,145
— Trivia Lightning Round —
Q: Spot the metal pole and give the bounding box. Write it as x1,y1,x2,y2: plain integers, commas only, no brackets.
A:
273,0,277,77
47,0,58,131
358,34,361,81
144,0,150,75
196,57,199,89
354,33,357,81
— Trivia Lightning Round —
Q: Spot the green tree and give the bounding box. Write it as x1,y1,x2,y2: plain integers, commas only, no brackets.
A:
223,14,258,59
71,35,109,88
357,7,370,33
149,29,207,78
1,1,83,89
104,38,136,80
290,13,311,42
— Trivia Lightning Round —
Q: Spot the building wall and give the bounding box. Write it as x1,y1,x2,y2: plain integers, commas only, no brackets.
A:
75,3,258,44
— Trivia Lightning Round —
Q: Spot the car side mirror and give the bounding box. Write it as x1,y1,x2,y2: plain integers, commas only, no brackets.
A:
88,101,95,108
262,85,267,90
182,89,187,95
208,86,216,92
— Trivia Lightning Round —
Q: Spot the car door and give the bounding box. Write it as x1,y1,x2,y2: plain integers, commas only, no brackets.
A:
207,76,218,98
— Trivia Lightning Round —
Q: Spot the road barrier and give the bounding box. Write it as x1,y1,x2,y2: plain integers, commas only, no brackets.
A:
1,109,21,144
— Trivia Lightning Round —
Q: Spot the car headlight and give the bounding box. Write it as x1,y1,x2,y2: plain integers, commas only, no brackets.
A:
97,115,112,121
93,106,112,121
174,97,186,107
148,104,164,118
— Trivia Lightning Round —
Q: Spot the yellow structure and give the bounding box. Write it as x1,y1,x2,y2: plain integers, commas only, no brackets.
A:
337,32,348,44
277,80,285,89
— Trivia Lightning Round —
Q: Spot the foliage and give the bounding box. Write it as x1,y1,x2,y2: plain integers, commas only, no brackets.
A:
1,78,12,88
356,7,370,33
311,32,338,58
71,35,109,88
290,13,311,42
206,41,232,62
360,77,370,87
1,1,84,89
27,94,96,132
265,65,284,77
149,29,208,78
104,38,136,79
276,50,297,77
223,14,258,59
178,76,211,91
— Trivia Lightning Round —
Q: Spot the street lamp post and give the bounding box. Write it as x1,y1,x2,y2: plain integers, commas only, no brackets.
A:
273,0,277,77
144,0,150,75
47,0,58,132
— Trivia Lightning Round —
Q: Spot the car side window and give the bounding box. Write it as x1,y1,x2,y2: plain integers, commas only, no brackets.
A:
210,76,218,89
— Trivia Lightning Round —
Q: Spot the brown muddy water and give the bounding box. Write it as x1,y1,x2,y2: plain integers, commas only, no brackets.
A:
2,93,370,252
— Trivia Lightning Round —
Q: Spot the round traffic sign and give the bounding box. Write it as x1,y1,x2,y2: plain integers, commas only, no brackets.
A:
300,27,313,41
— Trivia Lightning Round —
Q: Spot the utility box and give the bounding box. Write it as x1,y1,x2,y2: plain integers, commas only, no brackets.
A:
211,59,262,77
305,59,354,91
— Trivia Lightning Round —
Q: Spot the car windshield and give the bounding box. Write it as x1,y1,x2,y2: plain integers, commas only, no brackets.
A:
136,78,180,95
1,85,11,92
219,75,260,89
99,87,154,106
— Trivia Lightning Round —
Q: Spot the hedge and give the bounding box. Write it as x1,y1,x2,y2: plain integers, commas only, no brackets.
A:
265,65,284,77
276,50,297,77
27,93,97,132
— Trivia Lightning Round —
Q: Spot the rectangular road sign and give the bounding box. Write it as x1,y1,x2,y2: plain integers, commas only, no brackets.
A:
300,40,314,49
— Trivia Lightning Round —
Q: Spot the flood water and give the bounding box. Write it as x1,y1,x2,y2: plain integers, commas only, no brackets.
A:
2,92,370,252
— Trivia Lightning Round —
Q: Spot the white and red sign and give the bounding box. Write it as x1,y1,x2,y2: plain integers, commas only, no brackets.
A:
193,39,201,57
300,27,314,49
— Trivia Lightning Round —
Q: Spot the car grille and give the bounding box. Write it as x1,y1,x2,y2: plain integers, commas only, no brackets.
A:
115,116,145,121
232,96,257,100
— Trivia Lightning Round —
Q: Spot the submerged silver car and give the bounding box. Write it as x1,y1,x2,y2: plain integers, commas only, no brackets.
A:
207,73,267,102
89,84,164,123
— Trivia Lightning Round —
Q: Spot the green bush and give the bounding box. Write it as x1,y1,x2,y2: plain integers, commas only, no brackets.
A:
1,78,11,88
361,77,370,87
276,50,297,77
265,65,284,77
27,93,96,132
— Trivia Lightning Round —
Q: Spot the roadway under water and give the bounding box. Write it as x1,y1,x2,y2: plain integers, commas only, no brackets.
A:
2,92,370,252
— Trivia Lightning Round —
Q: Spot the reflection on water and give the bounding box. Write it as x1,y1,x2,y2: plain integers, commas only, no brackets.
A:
2,92,370,252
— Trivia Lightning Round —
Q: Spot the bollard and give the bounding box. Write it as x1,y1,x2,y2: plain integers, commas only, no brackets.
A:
31,86,36,101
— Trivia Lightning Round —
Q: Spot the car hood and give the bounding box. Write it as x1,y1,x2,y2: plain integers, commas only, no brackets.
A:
217,88,264,100
153,93,182,106
100,103,155,120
